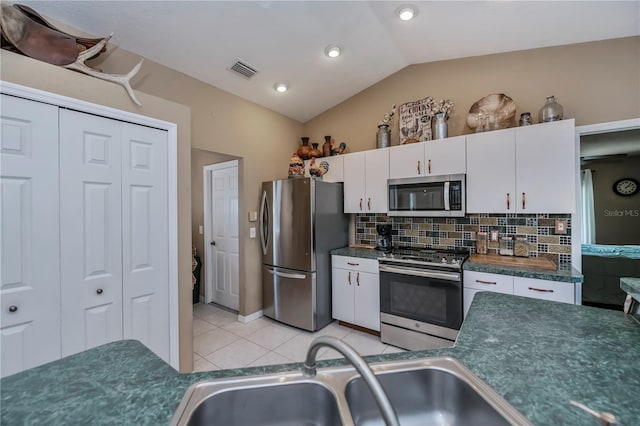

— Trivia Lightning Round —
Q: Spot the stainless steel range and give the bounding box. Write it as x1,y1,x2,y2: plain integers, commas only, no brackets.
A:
378,247,469,351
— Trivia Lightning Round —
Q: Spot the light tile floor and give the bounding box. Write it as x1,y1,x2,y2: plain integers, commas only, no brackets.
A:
192,303,406,372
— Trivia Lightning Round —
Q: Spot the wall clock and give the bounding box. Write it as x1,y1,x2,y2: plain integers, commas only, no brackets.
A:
612,178,639,196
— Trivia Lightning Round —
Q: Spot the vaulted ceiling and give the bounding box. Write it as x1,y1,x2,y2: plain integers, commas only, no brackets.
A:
18,1,640,122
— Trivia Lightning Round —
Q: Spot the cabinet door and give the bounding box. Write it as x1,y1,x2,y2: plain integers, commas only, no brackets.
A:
515,120,575,213
331,268,355,323
463,271,514,293
466,130,516,213
354,271,380,331
463,288,482,319
121,124,170,363
425,136,466,176
0,95,61,377
514,277,575,304
343,152,366,213
364,148,389,213
389,142,424,178
60,110,123,356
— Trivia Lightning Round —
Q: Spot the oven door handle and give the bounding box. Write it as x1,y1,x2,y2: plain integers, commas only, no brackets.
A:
379,265,460,282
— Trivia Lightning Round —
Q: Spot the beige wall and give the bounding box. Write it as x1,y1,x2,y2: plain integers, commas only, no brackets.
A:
191,148,238,298
86,39,304,317
304,37,640,153
0,50,194,372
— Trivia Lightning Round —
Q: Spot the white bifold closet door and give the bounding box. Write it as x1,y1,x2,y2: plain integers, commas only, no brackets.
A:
0,95,61,377
60,109,169,361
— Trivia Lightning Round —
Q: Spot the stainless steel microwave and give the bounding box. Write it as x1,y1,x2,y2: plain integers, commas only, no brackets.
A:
387,174,466,217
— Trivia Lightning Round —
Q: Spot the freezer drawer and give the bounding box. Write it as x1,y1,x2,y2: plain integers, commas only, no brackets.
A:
262,265,317,331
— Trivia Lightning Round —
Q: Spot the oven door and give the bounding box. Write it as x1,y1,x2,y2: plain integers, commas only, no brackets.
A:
379,264,463,331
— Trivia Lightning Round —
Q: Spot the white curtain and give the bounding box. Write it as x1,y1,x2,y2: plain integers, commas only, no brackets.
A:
581,169,596,244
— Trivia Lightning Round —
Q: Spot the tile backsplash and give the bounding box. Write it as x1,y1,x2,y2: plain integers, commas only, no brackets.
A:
356,213,572,265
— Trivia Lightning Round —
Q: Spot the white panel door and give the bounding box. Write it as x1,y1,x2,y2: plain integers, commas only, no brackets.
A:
0,95,60,377
425,136,466,176
207,162,239,310
121,123,170,362
466,129,516,213
364,148,390,213
60,109,123,356
515,120,576,213
343,152,366,213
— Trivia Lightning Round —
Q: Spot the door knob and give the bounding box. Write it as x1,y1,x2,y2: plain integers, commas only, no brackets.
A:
8,305,18,313
210,241,216,245
96,288,103,295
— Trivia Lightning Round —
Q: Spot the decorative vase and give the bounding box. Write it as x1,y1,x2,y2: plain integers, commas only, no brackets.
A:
519,112,532,126
376,125,390,148
296,137,312,160
309,142,322,158
538,96,563,123
288,152,305,178
322,136,332,157
433,113,448,139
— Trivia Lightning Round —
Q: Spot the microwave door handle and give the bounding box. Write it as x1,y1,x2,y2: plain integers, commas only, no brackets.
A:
444,181,450,211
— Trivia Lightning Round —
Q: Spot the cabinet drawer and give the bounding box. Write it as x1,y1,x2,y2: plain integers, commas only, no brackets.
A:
332,255,379,274
464,271,513,294
513,277,575,304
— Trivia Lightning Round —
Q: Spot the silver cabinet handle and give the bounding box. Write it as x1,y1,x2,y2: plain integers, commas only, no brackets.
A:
528,287,553,293
8,305,18,313
476,280,497,285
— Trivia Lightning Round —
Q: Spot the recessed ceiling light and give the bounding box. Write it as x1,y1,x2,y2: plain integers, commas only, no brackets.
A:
396,5,417,21
274,83,288,93
324,45,341,58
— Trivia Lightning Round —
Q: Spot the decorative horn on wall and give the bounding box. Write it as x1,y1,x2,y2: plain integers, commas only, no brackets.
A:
0,2,143,106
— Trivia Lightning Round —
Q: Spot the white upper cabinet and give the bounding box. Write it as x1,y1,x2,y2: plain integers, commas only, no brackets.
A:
515,120,575,213
466,120,575,213
466,129,516,213
389,136,466,179
304,155,344,182
343,148,389,213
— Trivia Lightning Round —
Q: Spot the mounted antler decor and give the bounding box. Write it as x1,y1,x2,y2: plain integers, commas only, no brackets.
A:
0,2,143,106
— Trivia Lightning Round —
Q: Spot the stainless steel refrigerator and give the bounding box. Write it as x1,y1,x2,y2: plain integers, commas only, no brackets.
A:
260,178,348,331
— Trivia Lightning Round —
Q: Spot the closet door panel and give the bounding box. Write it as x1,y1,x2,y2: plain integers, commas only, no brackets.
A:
121,123,169,362
0,95,60,377
60,109,123,356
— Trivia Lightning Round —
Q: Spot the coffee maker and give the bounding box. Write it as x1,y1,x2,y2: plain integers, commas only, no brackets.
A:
375,224,392,251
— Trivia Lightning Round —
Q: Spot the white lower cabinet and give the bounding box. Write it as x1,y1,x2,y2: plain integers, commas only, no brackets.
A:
513,277,575,304
463,270,576,318
332,256,380,331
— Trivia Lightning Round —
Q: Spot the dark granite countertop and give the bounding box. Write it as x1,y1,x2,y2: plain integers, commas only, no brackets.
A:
621,277,640,298
463,256,583,283
2,293,639,425
332,246,584,283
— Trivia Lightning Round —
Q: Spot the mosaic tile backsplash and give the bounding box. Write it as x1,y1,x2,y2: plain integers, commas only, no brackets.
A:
356,213,572,265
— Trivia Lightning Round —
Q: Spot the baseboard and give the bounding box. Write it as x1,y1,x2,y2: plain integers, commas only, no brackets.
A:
238,310,263,323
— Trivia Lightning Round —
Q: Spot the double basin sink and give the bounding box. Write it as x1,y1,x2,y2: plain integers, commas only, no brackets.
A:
171,356,531,425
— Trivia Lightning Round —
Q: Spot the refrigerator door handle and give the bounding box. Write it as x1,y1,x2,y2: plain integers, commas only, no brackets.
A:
259,190,269,255
266,268,307,280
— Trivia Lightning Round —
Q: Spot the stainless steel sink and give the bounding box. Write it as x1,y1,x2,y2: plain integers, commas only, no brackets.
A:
345,364,514,425
172,357,531,426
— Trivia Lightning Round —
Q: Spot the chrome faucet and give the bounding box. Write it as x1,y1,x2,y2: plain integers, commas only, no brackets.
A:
303,336,400,426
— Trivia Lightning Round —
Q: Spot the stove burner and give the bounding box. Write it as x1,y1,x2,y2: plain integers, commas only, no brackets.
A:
378,246,469,269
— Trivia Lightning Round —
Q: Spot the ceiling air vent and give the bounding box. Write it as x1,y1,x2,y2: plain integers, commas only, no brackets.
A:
230,60,258,79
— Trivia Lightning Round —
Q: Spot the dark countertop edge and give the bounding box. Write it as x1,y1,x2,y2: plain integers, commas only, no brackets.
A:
621,277,640,297
463,259,583,283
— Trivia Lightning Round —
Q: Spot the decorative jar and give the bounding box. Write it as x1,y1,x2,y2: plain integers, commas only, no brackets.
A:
376,125,390,148
433,113,448,139
538,96,563,123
